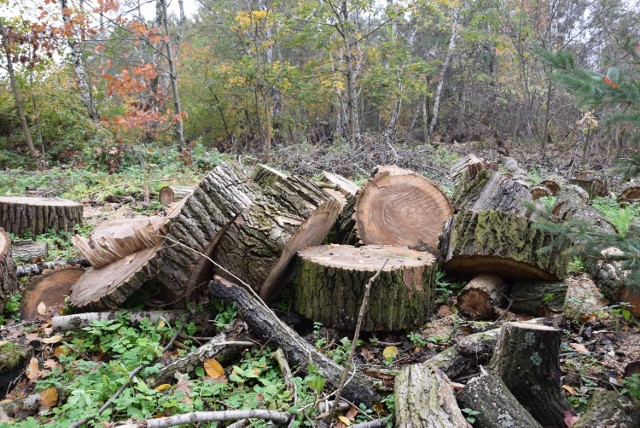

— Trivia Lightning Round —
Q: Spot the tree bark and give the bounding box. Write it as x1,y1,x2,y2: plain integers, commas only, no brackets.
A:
456,274,508,320
0,228,18,313
509,280,567,316
16,257,89,277
0,197,83,237
52,310,188,332
571,389,640,428
20,268,84,320
293,245,436,331
552,185,616,234
11,240,48,261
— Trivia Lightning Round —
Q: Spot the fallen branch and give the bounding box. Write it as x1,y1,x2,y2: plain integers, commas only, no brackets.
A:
273,348,297,403
142,409,291,427
52,311,189,332
16,257,90,277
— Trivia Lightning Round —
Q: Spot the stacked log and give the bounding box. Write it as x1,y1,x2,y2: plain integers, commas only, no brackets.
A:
0,228,18,313
0,196,83,237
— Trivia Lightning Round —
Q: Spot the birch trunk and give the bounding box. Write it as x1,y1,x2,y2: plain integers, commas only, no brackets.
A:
160,0,185,148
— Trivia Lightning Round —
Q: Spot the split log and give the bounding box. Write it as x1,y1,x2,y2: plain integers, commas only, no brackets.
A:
456,274,508,320
570,171,607,199
52,311,189,332
618,184,640,205
508,280,567,316
439,210,570,281
489,322,570,427
336,166,452,255
572,389,640,428
457,372,542,428
16,257,89,277
209,275,381,407
293,245,436,331
11,239,48,260
72,216,167,268
319,171,359,197
21,268,84,320
159,186,194,206
552,185,616,234
0,228,18,313
0,196,83,237
449,154,486,184
394,363,470,428
70,242,162,311
452,169,532,217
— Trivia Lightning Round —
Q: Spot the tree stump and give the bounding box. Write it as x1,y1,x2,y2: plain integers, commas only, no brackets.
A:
509,280,567,316
489,322,570,427
21,268,84,320
293,245,436,331
11,240,48,260
394,363,470,428
457,372,542,428
539,177,565,196
456,274,508,320
440,210,570,281
572,389,640,428
0,228,18,313
0,196,83,237
72,216,167,268
158,186,194,206
336,166,452,255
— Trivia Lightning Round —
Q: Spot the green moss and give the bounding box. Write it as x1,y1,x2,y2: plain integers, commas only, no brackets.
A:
0,341,29,373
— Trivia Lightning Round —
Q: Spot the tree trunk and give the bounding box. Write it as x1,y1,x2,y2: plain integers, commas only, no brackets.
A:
209,276,381,407
509,280,567,316
394,363,471,428
489,322,570,428
571,389,640,428
0,197,83,237
293,245,436,331
456,274,508,320
11,240,48,261
159,186,194,206
552,185,616,234
0,228,18,313
20,268,84,320
16,257,89,277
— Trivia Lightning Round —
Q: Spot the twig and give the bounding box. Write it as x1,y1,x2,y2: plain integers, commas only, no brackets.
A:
325,259,389,423
273,348,297,403
351,416,392,428
143,409,291,427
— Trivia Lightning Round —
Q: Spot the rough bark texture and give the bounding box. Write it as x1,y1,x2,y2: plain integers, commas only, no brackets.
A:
16,257,89,277
572,389,640,428
452,169,532,217
509,280,567,316
0,197,83,237
11,240,48,260
456,274,508,320
457,373,543,428
70,242,162,311
0,228,18,314
72,216,167,268
440,210,570,281
552,185,616,234
209,276,381,407
159,186,195,206
449,154,486,185
21,268,84,320
489,322,570,428
293,245,436,331
394,363,470,428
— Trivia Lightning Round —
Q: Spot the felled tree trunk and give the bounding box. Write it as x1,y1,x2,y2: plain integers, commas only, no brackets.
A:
457,372,542,428
319,171,359,198
209,276,381,407
489,322,570,428
570,171,607,199
0,196,83,237
449,154,486,185
72,216,167,268
618,184,640,205
456,274,507,320
0,228,18,313
52,311,188,332
440,210,570,281
530,185,551,200
335,165,452,255
21,268,84,319
539,177,564,196
11,240,48,260
159,186,194,206
394,363,470,428
509,280,567,316
293,245,436,331
572,389,640,428
552,185,616,234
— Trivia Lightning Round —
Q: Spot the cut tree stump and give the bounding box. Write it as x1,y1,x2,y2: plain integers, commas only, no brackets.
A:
159,186,194,206
572,389,640,428
0,228,18,313
336,165,452,255
209,275,381,407
70,242,162,311
440,210,570,281
539,177,565,196
456,274,508,320
452,169,532,217
293,245,436,331
0,196,83,237
12,240,48,260
319,171,359,197
21,268,84,320
457,372,542,428
394,363,471,428
72,216,167,268
509,280,567,316
489,322,570,428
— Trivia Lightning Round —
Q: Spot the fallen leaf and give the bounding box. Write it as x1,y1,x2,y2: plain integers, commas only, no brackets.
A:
54,346,70,358
562,384,577,395
39,387,58,409
382,346,398,360
569,343,589,355
175,372,194,402
154,384,171,391
37,302,47,315
360,347,374,362
346,405,358,420
43,359,61,372
564,411,577,426
436,305,452,317
338,416,351,426
42,335,63,344
203,358,225,379
157,320,165,329
373,402,385,415
26,358,42,381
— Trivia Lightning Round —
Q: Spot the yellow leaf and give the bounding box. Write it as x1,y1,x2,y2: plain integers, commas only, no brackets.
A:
39,387,58,409
54,346,70,358
562,384,577,395
338,416,351,426
154,383,171,391
26,358,42,381
37,302,47,315
383,346,398,360
42,335,63,344
157,320,165,329
204,358,225,379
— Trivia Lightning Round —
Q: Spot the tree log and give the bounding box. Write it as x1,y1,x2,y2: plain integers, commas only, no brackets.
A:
618,184,640,205
16,257,89,277
11,239,48,260
489,322,570,427
449,154,486,185
72,216,167,268
293,245,436,331
0,228,18,313
440,210,570,281
552,185,616,234
539,177,565,196
209,275,381,407
159,186,194,206
570,171,607,199
52,311,189,332
530,185,551,200
394,363,471,428
572,389,640,428
21,268,84,320
0,196,83,237
319,171,359,197
456,274,508,320
457,372,542,428
508,280,567,316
